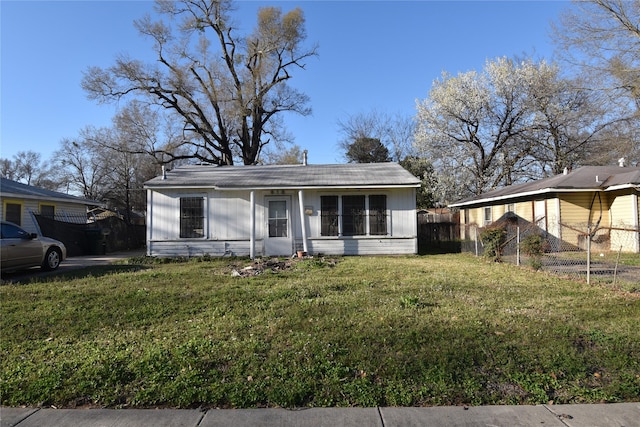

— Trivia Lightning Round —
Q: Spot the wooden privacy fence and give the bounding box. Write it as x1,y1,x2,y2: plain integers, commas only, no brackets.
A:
417,211,460,253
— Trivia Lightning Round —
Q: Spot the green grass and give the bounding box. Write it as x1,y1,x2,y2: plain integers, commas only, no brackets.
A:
1,254,639,409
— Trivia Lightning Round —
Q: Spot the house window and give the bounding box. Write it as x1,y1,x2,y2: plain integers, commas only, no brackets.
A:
268,200,288,238
320,196,339,236
369,195,387,235
5,203,21,225
342,195,365,236
484,207,492,226
40,204,55,219
180,197,204,238
321,195,387,237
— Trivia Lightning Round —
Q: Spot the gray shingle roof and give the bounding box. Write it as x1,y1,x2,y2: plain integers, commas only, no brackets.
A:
145,163,421,189
0,178,99,205
450,166,640,207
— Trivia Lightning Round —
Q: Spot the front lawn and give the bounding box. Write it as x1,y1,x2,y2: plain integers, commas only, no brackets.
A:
1,254,639,408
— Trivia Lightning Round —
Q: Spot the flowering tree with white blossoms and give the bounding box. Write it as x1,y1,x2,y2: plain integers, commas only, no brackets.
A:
414,57,628,204
414,57,537,202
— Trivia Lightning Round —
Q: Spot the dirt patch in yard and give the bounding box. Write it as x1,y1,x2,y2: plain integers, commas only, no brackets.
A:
227,256,339,277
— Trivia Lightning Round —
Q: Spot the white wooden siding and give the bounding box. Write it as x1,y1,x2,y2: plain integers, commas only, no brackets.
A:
147,187,417,257
148,240,256,258
304,237,416,256
211,191,254,240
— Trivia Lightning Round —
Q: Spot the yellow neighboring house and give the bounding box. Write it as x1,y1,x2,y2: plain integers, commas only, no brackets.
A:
0,178,99,235
449,165,640,253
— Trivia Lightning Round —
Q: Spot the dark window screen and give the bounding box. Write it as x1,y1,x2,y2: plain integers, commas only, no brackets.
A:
369,195,387,235
180,197,204,238
342,195,365,236
321,196,339,236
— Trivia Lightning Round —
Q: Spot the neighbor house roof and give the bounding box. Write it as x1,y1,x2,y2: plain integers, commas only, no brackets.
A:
144,163,421,190
0,177,100,206
450,166,640,208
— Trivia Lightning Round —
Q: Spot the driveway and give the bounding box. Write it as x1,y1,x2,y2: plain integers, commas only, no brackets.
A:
1,250,146,282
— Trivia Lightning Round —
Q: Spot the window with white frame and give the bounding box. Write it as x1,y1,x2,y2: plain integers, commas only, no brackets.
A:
180,197,205,238
484,206,492,226
320,194,388,237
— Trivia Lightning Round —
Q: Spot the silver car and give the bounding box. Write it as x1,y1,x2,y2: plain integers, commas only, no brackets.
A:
1,221,67,272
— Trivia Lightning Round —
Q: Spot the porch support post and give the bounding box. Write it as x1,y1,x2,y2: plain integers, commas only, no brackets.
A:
633,192,639,253
250,190,256,259
146,189,152,256
298,189,309,254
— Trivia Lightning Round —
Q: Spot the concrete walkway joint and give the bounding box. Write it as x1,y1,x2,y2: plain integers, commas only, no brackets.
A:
2,403,639,427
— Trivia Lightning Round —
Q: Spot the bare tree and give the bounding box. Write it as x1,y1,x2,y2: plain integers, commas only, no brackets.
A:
552,0,640,166
0,151,59,190
13,151,42,185
553,0,640,110
111,101,188,169
52,129,114,201
0,158,18,181
82,0,317,166
54,108,166,217
524,63,628,175
101,127,154,220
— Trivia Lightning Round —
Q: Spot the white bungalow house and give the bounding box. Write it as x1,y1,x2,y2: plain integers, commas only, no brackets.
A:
144,162,421,258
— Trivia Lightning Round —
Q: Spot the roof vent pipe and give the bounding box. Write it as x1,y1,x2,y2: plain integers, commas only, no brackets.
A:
619,157,626,167
303,150,308,166
162,165,167,180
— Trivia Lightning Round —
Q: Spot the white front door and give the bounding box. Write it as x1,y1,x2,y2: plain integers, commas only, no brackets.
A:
264,196,293,256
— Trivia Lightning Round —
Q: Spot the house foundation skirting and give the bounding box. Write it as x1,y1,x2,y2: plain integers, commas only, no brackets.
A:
147,237,417,258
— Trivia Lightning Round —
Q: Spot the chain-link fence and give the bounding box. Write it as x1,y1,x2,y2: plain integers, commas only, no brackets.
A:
462,217,640,288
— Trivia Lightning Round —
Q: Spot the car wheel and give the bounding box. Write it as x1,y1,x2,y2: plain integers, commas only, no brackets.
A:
42,247,62,271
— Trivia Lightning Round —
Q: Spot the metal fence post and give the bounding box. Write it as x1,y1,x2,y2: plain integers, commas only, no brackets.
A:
586,225,591,285
475,227,479,256
516,226,520,266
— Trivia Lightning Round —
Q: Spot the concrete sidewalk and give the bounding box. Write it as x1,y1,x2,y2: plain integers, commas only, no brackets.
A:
2,403,639,427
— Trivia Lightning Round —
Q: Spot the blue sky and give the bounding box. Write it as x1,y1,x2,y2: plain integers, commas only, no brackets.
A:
1,0,569,166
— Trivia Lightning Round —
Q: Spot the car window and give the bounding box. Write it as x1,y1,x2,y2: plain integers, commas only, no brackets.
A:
1,223,30,239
